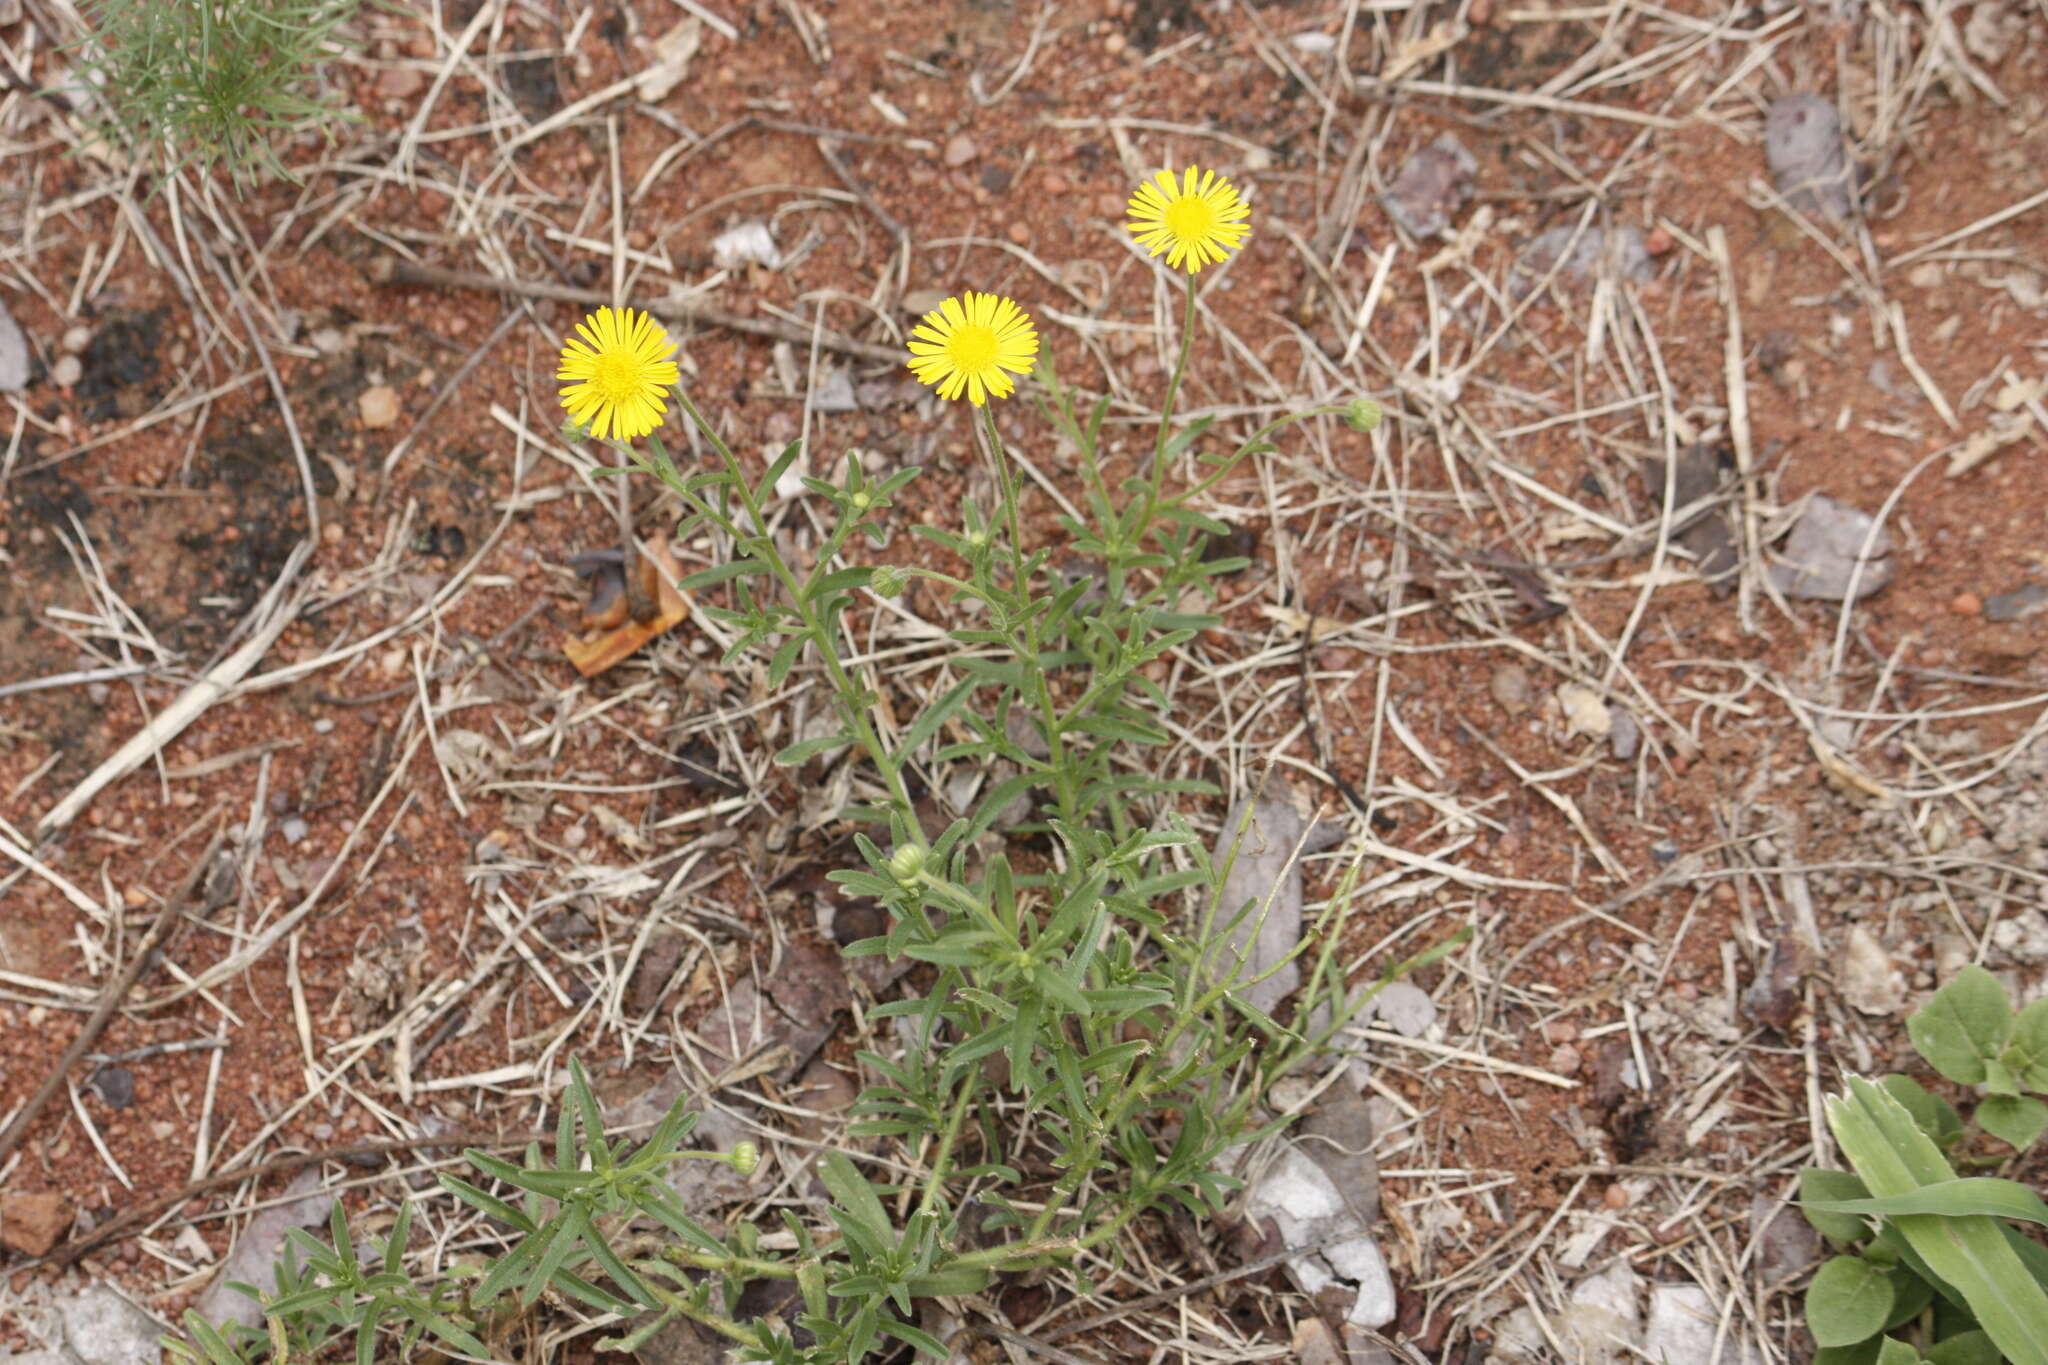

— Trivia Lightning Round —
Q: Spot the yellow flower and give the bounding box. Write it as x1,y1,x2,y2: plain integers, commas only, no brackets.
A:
557,306,680,442
906,292,1038,406
1126,166,1252,274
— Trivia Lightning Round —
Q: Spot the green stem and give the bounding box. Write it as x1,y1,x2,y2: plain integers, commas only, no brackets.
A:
913,1065,982,1223
665,390,926,845
981,404,1084,822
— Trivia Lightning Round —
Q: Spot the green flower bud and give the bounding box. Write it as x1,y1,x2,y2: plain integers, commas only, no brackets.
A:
730,1141,760,1177
869,566,907,598
888,844,926,887
1345,398,1383,433
560,416,595,444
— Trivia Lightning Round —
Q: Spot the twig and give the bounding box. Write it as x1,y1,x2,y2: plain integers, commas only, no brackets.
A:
0,665,153,701
0,833,224,1172
40,542,312,831
368,257,903,364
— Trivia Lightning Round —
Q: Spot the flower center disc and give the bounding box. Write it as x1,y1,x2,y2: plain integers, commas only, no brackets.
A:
595,352,643,400
1165,196,1217,242
946,324,999,372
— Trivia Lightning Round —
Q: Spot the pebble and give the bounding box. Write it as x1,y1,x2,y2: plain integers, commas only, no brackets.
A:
1950,591,1983,616
1007,221,1031,245
1602,1182,1633,1210
51,354,82,387
1547,1043,1582,1076
61,324,92,353
358,385,400,429
1041,172,1068,194
377,66,426,99
1489,663,1533,714
943,133,978,168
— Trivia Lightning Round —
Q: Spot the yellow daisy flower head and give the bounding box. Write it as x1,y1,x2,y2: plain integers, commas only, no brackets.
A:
905,291,1038,406
1126,165,1252,274
556,306,680,442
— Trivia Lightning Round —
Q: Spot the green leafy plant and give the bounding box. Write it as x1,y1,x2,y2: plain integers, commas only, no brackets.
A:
66,0,358,190
1798,967,2048,1364
163,226,1408,1358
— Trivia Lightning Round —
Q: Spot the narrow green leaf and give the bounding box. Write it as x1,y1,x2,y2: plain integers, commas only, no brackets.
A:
775,734,853,767
1879,1076,1965,1149
1804,1177,2048,1229
816,1152,892,1247
679,558,772,589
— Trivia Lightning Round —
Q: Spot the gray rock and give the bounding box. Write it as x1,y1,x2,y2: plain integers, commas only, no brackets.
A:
196,1167,335,1335
1370,981,1436,1038
59,1286,165,1365
0,297,30,393
1515,224,1652,293
1211,780,1347,1016
1381,134,1476,240
1244,1144,1395,1329
1766,94,1856,220
1765,494,1893,601
1644,1284,1764,1364
806,367,857,413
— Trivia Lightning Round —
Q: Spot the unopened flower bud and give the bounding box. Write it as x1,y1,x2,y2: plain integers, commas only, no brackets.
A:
888,844,926,886
730,1141,760,1177
1345,398,1383,433
870,566,907,598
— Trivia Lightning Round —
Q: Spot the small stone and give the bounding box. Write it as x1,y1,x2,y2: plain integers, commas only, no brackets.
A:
1548,1043,1582,1076
376,66,426,99
0,297,27,393
1950,591,1983,616
50,354,81,388
1040,172,1068,194
90,1066,135,1110
943,134,978,168
61,324,92,353
1489,663,1534,714
0,1190,74,1256
1603,1182,1632,1210
1644,226,1674,255
1370,981,1437,1038
358,385,400,429
1007,221,1031,245
1839,925,1906,1016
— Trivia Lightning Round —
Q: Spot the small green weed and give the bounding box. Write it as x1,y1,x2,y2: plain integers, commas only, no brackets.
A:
67,0,357,190
161,171,1412,1363
1800,966,2048,1364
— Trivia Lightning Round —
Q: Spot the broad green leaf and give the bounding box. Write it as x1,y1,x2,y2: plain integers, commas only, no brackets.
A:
1808,1255,1895,1346
2010,1000,2048,1091
1814,1342,1884,1365
1826,1076,2048,1365
1803,1176,2048,1228
1977,1095,2048,1151
1879,1076,1965,1149
1885,1267,1935,1329
1925,1331,2000,1365
1908,967,2011,1085
1875,1340,1924,1365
